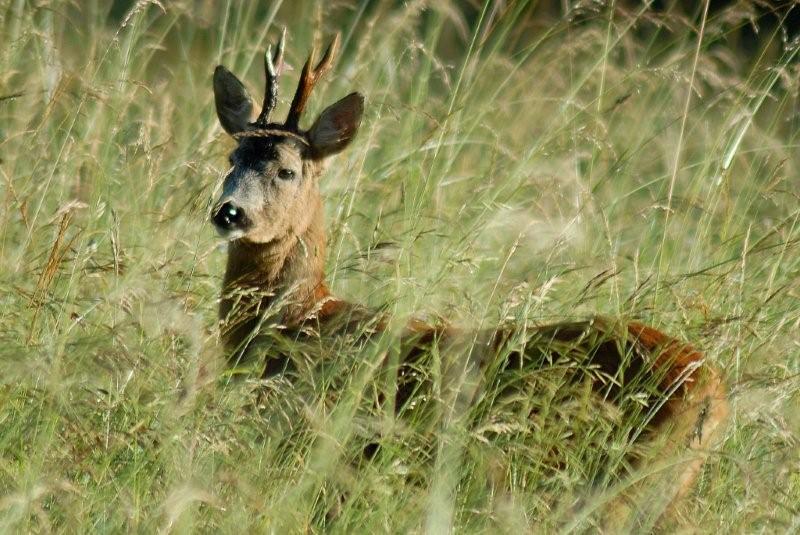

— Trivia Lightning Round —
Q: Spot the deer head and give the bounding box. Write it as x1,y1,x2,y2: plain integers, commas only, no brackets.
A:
211,30,364,244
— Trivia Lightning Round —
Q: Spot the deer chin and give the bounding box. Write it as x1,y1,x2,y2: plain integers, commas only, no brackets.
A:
214,226,247,241
219,225,287,245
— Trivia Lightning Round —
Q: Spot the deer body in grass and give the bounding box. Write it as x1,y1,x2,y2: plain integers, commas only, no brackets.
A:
209,31,728,511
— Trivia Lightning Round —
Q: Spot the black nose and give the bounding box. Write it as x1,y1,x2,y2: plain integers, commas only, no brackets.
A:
212,202,245,230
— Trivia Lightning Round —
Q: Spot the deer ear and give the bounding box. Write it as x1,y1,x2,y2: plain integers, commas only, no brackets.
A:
213,66,254,135
308,92,364,158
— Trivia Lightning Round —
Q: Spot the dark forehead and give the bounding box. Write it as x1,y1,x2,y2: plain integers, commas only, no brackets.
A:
232,135,306,164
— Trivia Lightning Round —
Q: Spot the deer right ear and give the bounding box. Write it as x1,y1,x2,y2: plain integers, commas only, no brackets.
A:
213,66,254,135
308,92,364,159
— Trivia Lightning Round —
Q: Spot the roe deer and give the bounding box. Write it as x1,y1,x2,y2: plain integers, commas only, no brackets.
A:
209,30,728,521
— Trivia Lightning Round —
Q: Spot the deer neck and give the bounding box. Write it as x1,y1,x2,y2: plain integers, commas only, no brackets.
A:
219,198,329,334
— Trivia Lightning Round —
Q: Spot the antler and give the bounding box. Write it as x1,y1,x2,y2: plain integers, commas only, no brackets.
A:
285,33,340,130
255,28,286,127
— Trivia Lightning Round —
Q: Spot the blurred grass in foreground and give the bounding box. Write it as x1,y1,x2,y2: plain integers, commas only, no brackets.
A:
1,0,799,532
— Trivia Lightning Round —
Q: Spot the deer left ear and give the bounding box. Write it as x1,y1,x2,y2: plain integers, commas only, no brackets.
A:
213,66,254,135
308,92,364,159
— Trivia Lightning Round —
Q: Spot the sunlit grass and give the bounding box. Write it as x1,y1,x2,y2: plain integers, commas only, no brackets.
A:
1,1,799,532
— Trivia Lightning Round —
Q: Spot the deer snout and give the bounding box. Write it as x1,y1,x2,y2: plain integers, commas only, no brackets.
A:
212,201,249,235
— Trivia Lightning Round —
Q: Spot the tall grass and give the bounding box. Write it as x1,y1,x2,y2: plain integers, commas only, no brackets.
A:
1,1,798,532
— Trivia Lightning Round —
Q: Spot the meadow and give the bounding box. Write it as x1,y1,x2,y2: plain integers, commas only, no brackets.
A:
1,1,799,532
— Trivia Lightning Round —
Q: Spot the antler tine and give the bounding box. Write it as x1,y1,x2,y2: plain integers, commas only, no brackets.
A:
313,32,340,80
285,33,341,129
255,27,286,126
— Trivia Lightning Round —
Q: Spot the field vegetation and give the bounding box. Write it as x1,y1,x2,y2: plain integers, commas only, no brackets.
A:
1,0,799,532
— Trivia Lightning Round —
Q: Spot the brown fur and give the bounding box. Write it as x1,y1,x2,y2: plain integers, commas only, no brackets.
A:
216,189,728,513
211,37,728,523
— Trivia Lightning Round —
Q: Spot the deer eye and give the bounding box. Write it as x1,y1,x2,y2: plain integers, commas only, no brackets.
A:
278,168,295,180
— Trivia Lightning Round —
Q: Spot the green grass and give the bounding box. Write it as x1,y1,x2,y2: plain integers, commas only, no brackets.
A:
1,1,799,532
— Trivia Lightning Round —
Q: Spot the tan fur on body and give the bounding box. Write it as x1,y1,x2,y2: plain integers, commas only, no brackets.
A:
210,31,728,525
